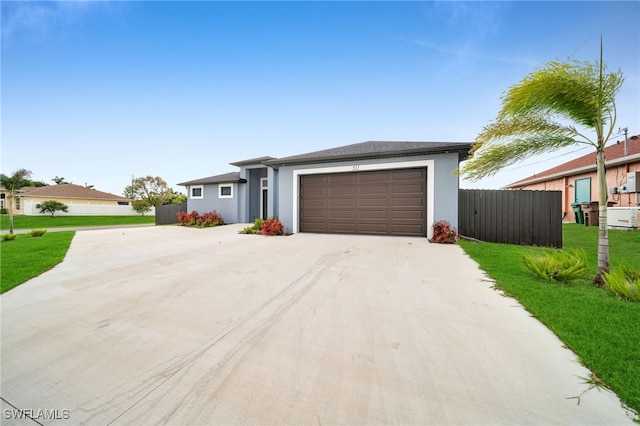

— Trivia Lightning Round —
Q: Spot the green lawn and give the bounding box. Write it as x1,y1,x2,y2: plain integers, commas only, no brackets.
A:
1,231,75,293
459,224,640,417
0,215,154,230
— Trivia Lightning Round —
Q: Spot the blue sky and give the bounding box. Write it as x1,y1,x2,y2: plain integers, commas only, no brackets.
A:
2,1,639,196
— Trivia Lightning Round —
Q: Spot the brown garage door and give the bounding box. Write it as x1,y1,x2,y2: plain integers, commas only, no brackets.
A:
300,168,427,236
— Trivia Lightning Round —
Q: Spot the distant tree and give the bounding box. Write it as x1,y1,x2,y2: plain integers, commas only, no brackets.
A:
459,41,624,286
52,176,70,185
132,199,153,216
124,176,173,207
36,200,69,217
0,168,33,233
164,189,187,205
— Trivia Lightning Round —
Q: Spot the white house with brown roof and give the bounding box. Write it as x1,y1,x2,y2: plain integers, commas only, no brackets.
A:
506,134,640,226
1,183,139,216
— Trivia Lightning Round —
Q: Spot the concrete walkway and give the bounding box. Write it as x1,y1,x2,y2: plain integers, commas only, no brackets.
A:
0,225,635,425
1,223,155,235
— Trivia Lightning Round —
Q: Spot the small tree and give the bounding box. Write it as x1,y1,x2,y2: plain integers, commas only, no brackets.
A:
0,168,32,233
36,200,69,217
124,176,173,207
459,40,624,286
132,199,152,216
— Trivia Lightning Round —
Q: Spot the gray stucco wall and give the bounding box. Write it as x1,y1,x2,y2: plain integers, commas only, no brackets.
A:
275,153,461,236
186,183,239,223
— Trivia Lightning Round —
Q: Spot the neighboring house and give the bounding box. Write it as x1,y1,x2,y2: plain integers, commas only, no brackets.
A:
1,183,137,216
179,141,471,238
506,134,640,225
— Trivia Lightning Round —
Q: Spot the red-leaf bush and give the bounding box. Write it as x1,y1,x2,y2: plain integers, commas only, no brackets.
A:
260,218,284,235
177,210,225,228
431,220,458,243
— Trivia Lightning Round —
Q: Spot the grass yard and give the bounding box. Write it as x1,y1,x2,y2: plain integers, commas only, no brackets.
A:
0,215,154,230
1,231,75,293
459,224,640,417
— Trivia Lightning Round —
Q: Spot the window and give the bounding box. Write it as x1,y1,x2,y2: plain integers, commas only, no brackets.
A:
117,201,129,206
190,185,204,199
219,184,233,198
16,197,20,210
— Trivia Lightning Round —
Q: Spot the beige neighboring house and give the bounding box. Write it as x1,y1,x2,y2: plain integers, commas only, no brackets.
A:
506,133,640,227
1,183,137,216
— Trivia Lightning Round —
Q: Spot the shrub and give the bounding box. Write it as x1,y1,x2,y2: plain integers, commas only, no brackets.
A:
2,233,17,241
603,265,640,302
28,229,47,238
522,249,588,282
177,210,224,228
240,218,264,234
0,208,7,215
132,199,153,216
35,200,69,217
431,220,458,243
260,218,284,236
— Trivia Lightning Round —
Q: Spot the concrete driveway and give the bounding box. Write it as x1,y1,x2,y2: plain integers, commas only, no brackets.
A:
1,225,634,425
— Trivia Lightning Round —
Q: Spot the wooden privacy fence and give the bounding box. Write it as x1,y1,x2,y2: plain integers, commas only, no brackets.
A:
155,202,187,225
458,189,563,248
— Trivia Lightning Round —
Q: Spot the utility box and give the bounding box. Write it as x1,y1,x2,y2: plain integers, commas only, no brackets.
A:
620,171,639,193
607,207,638,229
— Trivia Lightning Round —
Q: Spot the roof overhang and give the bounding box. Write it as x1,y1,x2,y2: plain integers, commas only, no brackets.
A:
263,144,472,170
506,152,640,188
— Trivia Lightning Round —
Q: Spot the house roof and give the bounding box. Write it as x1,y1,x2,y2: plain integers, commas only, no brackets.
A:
177,171,245,186
262,141,472,168
229,156,275,167
507,134,640,188
19,184,130,201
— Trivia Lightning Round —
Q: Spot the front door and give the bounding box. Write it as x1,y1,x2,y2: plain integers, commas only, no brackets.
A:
260,178,268,220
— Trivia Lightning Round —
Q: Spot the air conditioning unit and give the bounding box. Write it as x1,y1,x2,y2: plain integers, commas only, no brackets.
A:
620,171,639,193
607,207,638,229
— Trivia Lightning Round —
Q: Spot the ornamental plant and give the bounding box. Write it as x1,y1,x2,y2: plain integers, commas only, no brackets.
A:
431,220,458,243
522,249,588,282
177,210,224,228
28,229,47,238
603,265,640,302
260,218,284,236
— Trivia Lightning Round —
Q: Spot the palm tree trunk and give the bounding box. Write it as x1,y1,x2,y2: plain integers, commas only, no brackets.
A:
8,196,15,234
594,149,609,286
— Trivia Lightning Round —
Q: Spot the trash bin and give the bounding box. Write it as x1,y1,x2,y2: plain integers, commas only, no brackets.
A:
581,201,599,226
571,203,584,224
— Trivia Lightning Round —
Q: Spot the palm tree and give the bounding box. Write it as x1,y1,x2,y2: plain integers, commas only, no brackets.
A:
460,42,624,286
1,168,33,234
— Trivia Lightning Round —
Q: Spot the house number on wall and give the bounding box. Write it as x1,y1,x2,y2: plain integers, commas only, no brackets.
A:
352,165,360,171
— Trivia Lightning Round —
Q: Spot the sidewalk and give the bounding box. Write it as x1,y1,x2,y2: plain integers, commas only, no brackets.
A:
0,223,156,235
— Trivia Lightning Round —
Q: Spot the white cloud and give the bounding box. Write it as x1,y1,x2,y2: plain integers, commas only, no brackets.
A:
1,1,107,42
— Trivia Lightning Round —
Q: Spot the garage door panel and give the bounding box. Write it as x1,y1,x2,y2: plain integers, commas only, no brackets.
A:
328,199,356,208
302,199,327,209
358,184,389,195
358,172,389,183
359,210,388,219
328,174,357,184
300,168,426,236
392,169,424,180
328,211,356,220
358,198,388,207
392,210,423,220
392,196,423,207
328,186,356,196
302,210,326,220
328,223,357,233
392,183,423,193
